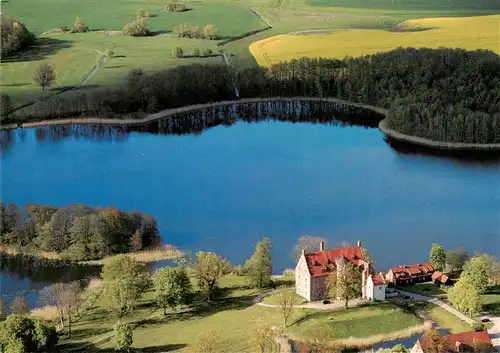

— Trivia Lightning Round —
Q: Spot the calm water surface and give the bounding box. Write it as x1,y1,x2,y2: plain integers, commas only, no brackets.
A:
1,119,499,305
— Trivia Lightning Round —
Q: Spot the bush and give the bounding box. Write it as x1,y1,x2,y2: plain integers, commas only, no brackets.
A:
123,19,150,37
173,22,201,39
114,320,133,351
202,24,218,40
0,315,58,352
191,48,200,57
137,8,151,19
172,47,183,58
0,15,35,57
166,3,187,12
60,26,70,32
73,16,89,33
202,49,213,57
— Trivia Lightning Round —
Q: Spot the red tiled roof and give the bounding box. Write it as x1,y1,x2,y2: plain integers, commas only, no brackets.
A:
432,271,450,284
304,246,366,277
372,274,385,285
444,330,492,349
390,262,435,279
418,330,492,353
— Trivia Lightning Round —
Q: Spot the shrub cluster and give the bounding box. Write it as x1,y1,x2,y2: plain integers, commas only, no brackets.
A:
172,47,214,58
0,15,35,57
0,202,160,261
165,3,188,12
173,23,218,40
123,19,151,36
73,16,89,33
137,8,151,19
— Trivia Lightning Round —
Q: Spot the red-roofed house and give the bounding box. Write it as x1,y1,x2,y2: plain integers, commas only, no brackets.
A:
411,330,493,353
432,271,451,286
295,240,384,301
385,263,435,286
366,273,387,301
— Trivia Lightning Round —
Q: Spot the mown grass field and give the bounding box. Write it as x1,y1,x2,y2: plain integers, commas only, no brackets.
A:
396,283,448,298
57,274,422,352
250,14,500,66
1,32,222,107
415,302,472,333
2,0,266,36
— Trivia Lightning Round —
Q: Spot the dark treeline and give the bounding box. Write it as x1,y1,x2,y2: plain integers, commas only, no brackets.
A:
14,48,500,144
0,203,160,261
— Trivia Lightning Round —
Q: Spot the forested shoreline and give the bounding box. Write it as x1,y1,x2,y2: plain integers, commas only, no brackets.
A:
0,202,160,261
4,48,499,144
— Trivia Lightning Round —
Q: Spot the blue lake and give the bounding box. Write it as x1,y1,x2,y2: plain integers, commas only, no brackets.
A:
1,117,499,306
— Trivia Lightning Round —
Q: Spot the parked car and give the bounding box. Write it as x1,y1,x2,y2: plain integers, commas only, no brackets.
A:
481,318,491,323
322,300,331,305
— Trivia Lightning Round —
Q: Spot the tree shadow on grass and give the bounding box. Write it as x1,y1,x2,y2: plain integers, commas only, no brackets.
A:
0,82,31,88
62,327,111,341
1,38,73,63
58,341,187,352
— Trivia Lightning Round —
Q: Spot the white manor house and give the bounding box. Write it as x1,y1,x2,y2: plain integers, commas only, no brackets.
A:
295,240,387,302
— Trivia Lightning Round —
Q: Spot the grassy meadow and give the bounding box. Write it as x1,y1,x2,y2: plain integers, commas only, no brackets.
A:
250,14,500,66
54,274,424,352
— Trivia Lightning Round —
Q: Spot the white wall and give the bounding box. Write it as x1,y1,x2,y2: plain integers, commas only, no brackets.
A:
295,254,311,301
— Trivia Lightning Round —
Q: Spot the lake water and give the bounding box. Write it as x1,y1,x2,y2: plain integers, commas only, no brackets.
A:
1,106,499,307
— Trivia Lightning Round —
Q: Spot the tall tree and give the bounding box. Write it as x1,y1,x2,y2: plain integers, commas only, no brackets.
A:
276,287,298,327
101,255,148,318
114,320,133,352
461,256,490,293
9,296,29,315
429,244,446,272
327,261,362,309
152,266,192,315
445,248,469,272
246,237,273,288
194,251,225,301
291,235,326,262
448,277,482,316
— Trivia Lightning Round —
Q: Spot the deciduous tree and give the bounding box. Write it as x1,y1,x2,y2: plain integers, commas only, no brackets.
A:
327,261,361,309
101,255,148,318
73,16,89,33
191,329,228,353
445,248,469,272
276,287,298,327
291,235,326,262
246,237,273,288
114,320,133,352
32,63,55,90
462,256,490,293
152,266,192,314
194,251,225,301
251,320,275,353
448,277,482,316
420,328,447,353
202,24,218,40
9,296,29,315
429,244,446,272
0,314,58,352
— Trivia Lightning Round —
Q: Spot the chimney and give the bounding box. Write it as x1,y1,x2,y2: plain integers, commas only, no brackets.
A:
357,240,361,247
319,240,325,252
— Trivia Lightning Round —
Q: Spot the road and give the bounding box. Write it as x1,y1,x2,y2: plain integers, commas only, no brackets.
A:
487,316,500,350
395,290,476,325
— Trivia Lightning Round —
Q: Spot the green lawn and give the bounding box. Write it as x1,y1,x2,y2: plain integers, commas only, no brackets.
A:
262,287,306,305
288,302,422,340
482,285,500,315
2,0,267,36
414,302,472,333
57,274,421,352
397,283,448,298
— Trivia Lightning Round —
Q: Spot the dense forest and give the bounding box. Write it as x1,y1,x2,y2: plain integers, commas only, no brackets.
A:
0,203,159,261
1,16,35,58
12,48,500,144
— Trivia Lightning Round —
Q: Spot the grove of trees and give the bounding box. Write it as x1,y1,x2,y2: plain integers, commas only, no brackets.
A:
0,202,160,260
0,314,58,353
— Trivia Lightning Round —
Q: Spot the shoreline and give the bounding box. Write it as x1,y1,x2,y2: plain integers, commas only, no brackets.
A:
0,97,388,130
379,119,500,151
2,97,498,151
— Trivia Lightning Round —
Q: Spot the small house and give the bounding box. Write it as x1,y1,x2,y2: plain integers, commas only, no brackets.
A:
431,271,451,286
385,262,435,286
366,273,387,301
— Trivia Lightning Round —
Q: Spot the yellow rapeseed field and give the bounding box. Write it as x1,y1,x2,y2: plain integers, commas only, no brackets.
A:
250,15,500,66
